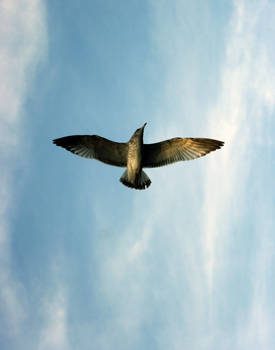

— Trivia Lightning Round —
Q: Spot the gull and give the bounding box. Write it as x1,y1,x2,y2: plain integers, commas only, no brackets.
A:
53,123,224,190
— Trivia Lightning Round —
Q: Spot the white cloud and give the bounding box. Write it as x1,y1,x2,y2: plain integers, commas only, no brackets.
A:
0,0,47,336
236,212,275,349
202,0,275,292
200,0,275,347
38,287,69,350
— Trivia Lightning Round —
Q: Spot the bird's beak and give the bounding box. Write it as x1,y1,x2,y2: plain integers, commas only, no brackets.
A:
142,122,147,129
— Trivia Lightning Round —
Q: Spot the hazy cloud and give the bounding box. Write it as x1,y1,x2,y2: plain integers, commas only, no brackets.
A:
0,0,47,337
202,0,275,291
38,286,68,350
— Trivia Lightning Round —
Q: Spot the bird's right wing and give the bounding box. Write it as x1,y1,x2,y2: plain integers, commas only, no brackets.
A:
143,137,224,168
53,135,128,167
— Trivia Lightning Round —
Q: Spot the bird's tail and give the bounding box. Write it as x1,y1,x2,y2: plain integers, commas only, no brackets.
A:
120,170,151,190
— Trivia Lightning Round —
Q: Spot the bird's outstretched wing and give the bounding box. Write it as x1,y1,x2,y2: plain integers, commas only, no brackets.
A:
53,135,128,167
143,138,224,168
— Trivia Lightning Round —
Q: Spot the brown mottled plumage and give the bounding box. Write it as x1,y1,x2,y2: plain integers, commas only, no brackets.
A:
53,123,224,190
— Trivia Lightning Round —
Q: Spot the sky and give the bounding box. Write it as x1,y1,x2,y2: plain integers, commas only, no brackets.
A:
0,0,275,349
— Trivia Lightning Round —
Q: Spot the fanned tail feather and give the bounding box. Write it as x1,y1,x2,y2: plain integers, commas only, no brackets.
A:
120,170,151,190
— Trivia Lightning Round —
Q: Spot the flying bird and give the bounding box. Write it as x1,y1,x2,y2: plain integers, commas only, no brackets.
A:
53,123,224,190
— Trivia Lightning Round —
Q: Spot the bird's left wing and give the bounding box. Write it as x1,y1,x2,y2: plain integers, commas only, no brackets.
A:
143,137,224,168
53,135,128,167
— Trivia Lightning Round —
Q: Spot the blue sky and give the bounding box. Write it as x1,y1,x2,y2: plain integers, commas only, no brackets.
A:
1,0,275,349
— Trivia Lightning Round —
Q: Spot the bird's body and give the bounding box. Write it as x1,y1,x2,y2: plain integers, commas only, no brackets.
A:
127,131,143,182
53,123,224,190
119,123,151,189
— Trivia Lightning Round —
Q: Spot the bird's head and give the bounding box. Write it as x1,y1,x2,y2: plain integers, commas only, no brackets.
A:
134,122,147,136
129,123,147,143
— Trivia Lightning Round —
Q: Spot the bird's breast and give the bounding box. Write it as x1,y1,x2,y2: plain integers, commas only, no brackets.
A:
127,141,142,178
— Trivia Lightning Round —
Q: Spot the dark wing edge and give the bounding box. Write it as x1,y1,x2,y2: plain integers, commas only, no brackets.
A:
143,137,224,168
53,135,128,167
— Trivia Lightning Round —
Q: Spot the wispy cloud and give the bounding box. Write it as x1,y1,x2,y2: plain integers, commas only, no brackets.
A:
0,0,47,338
201,0,275,347
202,0,275,295
38,285,68,350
